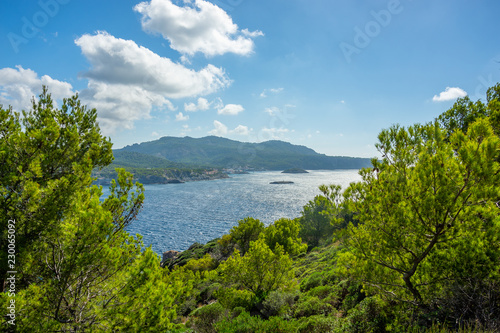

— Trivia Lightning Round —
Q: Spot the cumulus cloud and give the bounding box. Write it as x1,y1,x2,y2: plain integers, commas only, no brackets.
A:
134,0,263,57
208,120,250,136
218,103,244,115
231,124,250,135
184,97,210,112
432,87,467,102
73,31,231,133
75,32,230,98
0,66,74,111
175,112,189,121
209,120,228,136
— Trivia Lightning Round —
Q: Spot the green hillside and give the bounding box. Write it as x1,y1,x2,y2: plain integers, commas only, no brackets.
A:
93,151,227,184
116,136,372,170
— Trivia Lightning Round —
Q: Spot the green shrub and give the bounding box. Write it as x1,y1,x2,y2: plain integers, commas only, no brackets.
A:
308,285,341,307
261,290,298,318
297,315,339,333
300,272,324,291
294,295,334,318
198,282,222,305
343,297,387,333
215,311,263,333
215,311,299,333
216,287,257,311
189,302,229,333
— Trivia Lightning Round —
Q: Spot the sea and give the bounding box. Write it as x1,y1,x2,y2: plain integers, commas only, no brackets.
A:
119,170,362,255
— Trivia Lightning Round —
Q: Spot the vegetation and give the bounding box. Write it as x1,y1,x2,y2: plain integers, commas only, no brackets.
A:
116,135,372,170
2,83,500,331
0,89,192,331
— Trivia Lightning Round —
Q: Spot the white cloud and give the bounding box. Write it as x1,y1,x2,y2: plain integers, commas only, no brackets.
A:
231,125,250,135
184,97,210,112
241,29,264,38
152,131,160,137
209,120,228,136
75,32,230,98
432,87,467,102
218,103,244,115
260,87,283,98
134,0,263,57
74,31,231,133
0,66,74,112
175,112,189,121
208,121,249,136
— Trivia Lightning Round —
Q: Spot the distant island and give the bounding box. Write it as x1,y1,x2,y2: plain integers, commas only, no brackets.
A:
116,136,372,171
270,181,294,184
93,136,372,185
282,168,308,173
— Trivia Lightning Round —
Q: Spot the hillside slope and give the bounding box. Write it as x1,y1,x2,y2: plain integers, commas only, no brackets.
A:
116,136,372,170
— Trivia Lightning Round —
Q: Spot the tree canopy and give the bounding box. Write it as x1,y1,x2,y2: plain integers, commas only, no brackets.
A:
339,118,500,307
0,88,191,331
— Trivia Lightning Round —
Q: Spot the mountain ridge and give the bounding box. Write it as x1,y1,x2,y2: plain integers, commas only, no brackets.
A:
115,136,373,170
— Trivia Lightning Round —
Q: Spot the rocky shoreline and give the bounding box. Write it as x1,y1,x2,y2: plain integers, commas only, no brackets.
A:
94,170,229,185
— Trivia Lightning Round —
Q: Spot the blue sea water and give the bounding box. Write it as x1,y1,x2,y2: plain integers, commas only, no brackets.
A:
123,170,362,254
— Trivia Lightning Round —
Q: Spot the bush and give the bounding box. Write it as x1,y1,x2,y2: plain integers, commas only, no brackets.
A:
294,295,334,318
434,278,500,331
197,282,222,305
300,272,324,292
184,254,217,273
189,302,228,333
261,290,298,318
297,315,339,333
216,287,257,311
343,297,387,333
214,311,263,333
308,285,341,308
215,311,299,333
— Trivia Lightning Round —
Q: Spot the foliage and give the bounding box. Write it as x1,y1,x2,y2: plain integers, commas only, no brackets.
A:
437,96,488,136
342,297,388,333
228,217,265,255
215,311,300,333
339,118,500,307
437,83,500,136
0,87,113,284
218,238,295,301
189,302,229,333
261,289,298,318
293,295,335,318
299,196,336,248
184,254,217,273
263,217,307,256
0,89,191,331
216,287,257,311
434,278,500,331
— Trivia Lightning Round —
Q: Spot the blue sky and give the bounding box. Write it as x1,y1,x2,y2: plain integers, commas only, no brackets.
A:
1,0,499,157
